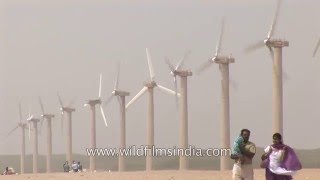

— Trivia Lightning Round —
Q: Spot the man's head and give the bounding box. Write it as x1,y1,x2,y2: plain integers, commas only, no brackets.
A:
240,129,250,143
273,133,282,145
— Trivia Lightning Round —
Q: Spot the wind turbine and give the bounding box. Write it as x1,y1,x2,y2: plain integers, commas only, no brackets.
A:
164,50,192,170
245,0,288,136
126,48,178,171
313,38,320,57
38,97,55,173
26,106,40,173
84,74,108,172
5,104,28,174
57,93,76,165
197,17,234,170
105,62,129,172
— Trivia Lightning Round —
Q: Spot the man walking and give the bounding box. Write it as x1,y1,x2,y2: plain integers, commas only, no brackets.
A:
230,129,256,180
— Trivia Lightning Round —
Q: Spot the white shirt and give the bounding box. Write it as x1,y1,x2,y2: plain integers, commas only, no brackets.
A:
264,145,295,175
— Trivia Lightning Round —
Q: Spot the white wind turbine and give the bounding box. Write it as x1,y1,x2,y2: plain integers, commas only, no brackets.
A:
313,38,320,57
38,97,55,173
57,93,76,165
245,0,288,136
164,50,192,170
26,105,40,173
5,104,28,174
84,74,108,172
197,17,234,171
104,62,129,172
126,48,179,171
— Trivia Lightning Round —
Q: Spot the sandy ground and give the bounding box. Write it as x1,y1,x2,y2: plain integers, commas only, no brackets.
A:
1,169,319,180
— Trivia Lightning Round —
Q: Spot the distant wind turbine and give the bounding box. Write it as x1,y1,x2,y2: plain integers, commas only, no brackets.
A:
105,62,130,172
84,74,108,172
38,97,55,173
164,50,192,170
126,48,178,171
197,17,234,171
5,104,28,174
244,0,288,136
57,93,76,165
26,106,40,174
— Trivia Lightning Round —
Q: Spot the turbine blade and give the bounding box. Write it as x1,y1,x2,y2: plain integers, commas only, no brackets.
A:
268,46,275,61
28,123,31,141
267,0,281,39
6,125,19,138
174,76,179,110
196,59,214,74
126,87,148,109
176,50,191,71
165,56,175,72
60,113,64,135
244,41,265,54
156,84,181,97
38,96,45,115
215,16,225,56
146,48,155,81
114,62,120,90
27,115,34,121
99,105,108,127
57,92,64,107
313,38,320,57
19,103,23,122
99,73,102,98
39,118,44,135
116,96,121,105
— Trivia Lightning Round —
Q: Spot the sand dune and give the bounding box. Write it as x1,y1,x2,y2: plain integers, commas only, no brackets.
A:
1,169,319,180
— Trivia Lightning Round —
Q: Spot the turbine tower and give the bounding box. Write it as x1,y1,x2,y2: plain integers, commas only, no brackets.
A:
245,0,288,136
313,38,320,57
84,74,108,172
126,49,178,171
197,17,234,170
26,110,40,174
38,97,55,173
57,93,76,165
104,62,129,172
5,104,28,174
165,50,192,170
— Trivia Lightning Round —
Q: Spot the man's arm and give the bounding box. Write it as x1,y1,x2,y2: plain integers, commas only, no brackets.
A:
230,154,239,160
239,143,255,159
261,146,273,160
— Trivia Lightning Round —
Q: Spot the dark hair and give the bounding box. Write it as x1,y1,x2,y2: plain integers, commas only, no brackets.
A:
273,133,282,140
240,129,250,135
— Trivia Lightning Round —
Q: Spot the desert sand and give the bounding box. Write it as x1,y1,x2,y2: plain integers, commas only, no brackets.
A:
1,169,320,180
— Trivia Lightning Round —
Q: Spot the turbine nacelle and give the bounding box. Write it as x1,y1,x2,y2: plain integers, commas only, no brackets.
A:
264,38,289,48
214,56,235,64
171,70,192,77
112,90,130,97
60,107,75,113
27,118,41,123
144,81,157,88
84,99,101,106
264,38,271,45
41,114,55,119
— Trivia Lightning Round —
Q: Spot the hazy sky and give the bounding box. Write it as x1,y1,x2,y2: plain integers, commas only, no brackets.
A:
1,0,320,156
